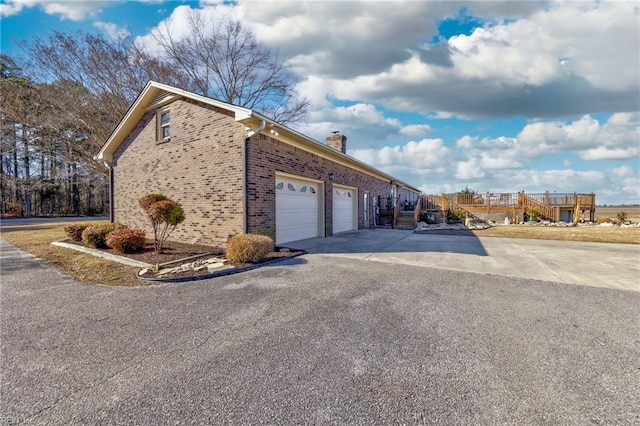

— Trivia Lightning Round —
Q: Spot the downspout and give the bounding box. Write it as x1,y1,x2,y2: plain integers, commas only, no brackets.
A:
108,164,114,223
94,153,114,223
244,120,265,234
242,137,248,234
246,120,266,138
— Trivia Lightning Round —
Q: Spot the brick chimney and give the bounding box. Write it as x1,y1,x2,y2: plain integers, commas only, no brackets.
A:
326,131,347,154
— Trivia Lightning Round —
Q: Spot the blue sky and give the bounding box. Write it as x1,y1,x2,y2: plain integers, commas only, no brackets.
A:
1,0,639,204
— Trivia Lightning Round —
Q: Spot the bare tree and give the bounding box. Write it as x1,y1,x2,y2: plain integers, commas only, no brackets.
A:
151,13,308,124
18,31,189,175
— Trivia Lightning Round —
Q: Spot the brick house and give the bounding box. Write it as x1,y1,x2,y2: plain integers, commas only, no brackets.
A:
96,81,420,246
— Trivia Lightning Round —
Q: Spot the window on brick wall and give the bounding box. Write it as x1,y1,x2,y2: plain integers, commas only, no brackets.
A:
157,109,170,141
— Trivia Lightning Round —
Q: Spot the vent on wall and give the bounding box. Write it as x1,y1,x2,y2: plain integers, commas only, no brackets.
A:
146,91,173,108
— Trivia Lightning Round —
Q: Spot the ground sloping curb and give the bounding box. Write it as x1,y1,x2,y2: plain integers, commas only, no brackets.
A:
136,250,307,284
51,241,152,268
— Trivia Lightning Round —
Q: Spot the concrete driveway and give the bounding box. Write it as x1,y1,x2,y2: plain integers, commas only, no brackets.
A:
1,234,639,424
291,228,640,292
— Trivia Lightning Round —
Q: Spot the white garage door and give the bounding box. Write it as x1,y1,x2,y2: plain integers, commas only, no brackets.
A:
275,176,320,244
333,186,357,234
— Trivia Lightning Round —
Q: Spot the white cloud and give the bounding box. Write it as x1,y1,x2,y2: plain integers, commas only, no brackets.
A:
399,124,432,136
515,113,640,161
352,138,452,176
132,1,638,121
456,158,485,180
455,136,476,149
610,165,636,179
0,0,108,20
135,4,243,55
580,147,640,161
295,103,403,150
94,21,131,41
279,1,639,119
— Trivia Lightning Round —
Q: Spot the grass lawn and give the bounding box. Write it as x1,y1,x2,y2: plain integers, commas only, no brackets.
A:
470,225,640,244
1,221,638,287
1,222,142,287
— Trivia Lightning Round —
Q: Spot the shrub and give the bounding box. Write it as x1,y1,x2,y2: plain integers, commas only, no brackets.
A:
526,206,540,221
80,223,123,248
106,228,146,253
616,211,628,226
82,225,109,248
138,193,168,211
451,208,466,220
139,193,185,254
226,234,274,263
64,223,91,241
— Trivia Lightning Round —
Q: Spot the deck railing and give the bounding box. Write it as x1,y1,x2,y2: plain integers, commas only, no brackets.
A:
420,191,596,222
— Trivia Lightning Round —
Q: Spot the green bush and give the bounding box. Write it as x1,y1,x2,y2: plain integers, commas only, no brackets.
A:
526,206,540,222
451,208,466,219
226,234,274,263
106,228,146,253
64,223,91,241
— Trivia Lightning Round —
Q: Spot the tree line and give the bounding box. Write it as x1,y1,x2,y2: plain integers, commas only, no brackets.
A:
1,13,307,218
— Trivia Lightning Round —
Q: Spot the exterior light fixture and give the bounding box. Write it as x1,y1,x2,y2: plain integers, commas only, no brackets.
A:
329,173,335,181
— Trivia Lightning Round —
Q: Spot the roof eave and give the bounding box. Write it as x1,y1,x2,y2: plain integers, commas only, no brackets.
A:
236,113,420,192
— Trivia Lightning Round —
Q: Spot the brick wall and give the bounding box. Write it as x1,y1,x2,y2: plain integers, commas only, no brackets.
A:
246,133,391,239
112,99,246,247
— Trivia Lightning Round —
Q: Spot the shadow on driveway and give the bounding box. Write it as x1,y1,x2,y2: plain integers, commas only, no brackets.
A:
290,228,489,257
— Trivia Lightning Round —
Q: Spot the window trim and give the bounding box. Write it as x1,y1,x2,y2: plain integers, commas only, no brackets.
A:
157,108,171,142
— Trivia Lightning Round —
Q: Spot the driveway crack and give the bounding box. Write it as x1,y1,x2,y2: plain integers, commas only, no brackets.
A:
507,239,567,283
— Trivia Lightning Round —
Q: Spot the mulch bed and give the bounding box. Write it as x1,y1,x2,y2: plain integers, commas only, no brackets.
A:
64,238,222,265
63,238,305,280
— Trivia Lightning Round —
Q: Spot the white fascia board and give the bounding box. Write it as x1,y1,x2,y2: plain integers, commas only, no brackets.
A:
96,81,253,162
236,112,420,192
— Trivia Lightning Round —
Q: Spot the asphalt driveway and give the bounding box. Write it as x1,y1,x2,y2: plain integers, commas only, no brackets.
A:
1,236,639,424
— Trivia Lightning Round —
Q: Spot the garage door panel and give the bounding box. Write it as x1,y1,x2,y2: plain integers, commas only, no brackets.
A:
333,186,356,234
276,177,320,244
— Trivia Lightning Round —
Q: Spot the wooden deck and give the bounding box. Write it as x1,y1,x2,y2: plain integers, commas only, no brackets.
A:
421,191,596,223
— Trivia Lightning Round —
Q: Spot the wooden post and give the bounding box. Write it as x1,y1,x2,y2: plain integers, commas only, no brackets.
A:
486,192,491,214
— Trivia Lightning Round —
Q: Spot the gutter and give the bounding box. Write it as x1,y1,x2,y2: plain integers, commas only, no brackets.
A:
245,119,265,138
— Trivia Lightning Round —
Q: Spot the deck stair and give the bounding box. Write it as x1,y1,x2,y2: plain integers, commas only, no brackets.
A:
522,195,558,222
394,211,416,230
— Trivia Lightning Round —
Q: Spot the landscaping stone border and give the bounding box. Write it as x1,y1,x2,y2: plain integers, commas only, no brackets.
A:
136,249,307,284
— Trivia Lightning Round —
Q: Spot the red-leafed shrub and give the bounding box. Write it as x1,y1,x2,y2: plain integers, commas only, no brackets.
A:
106,228,146,253
226,234,274,263
64,223,91,241
81,225,112,248
138,193,185,254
